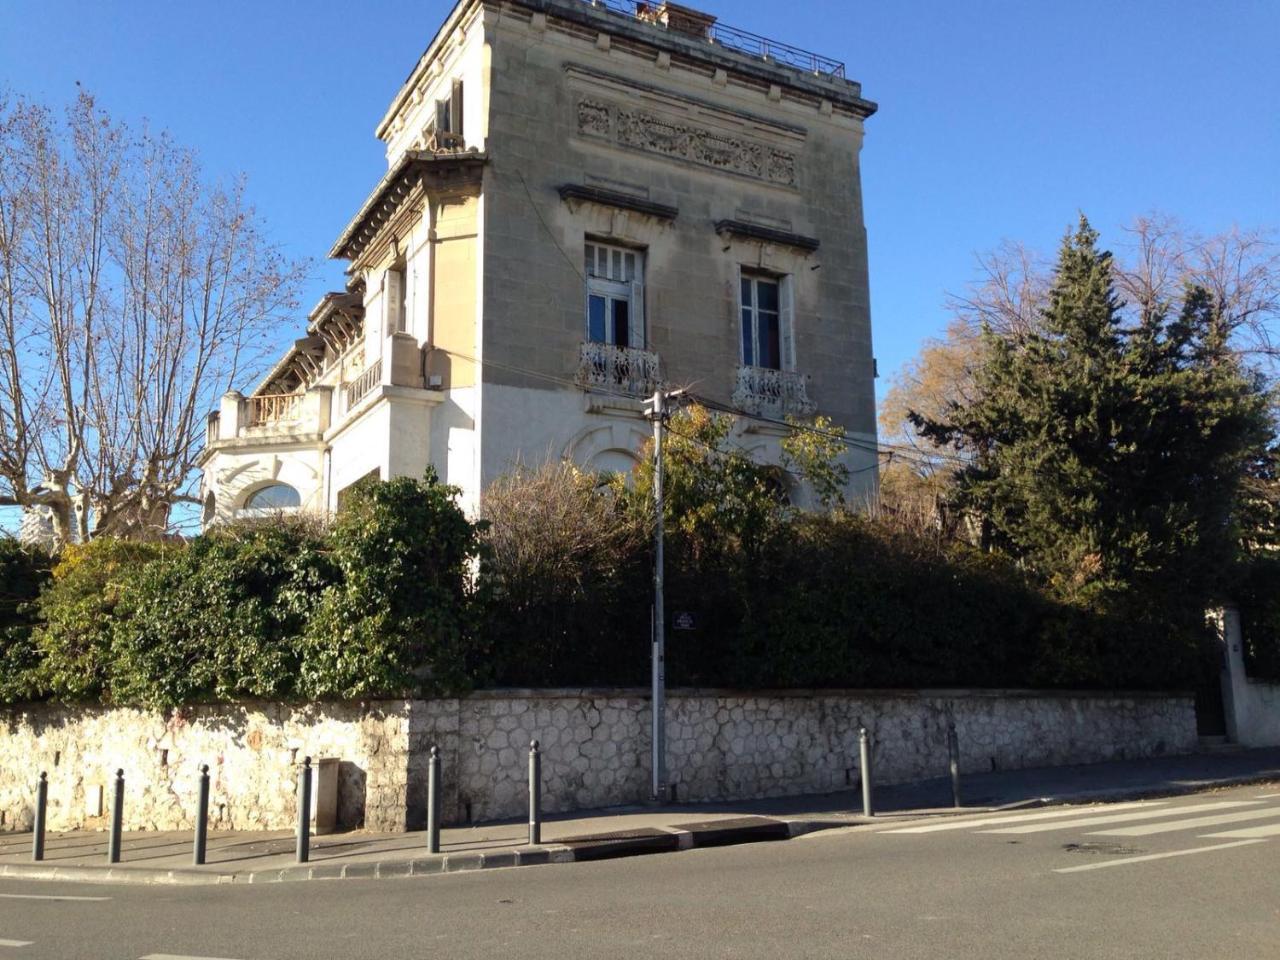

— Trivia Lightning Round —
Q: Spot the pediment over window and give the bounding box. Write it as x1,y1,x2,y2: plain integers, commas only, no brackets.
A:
559,184,678,222
715,219,819,253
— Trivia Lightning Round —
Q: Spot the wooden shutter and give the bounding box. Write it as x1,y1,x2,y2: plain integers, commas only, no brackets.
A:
384,269,403,336
451,79,464,136
780,275,796,370
630,279,645,349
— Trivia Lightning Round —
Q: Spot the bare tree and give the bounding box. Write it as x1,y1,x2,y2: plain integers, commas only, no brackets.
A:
1114,214,1280,368
0,92,304,544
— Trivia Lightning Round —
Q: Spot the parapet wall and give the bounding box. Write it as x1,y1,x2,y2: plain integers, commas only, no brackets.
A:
0,689,1196,833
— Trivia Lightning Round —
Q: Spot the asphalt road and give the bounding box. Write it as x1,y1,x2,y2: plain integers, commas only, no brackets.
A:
2,782,1278,960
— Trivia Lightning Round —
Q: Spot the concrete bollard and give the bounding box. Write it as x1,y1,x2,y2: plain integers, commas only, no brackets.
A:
427,745,441,855
947,721,962,808
193,764,210,866
296,756,312,864
528,740,542,846
32,771,47,862
107,769,124,864
859,728,874,818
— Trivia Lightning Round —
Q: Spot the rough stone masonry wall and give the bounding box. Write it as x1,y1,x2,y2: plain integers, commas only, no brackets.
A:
0,690,1196,834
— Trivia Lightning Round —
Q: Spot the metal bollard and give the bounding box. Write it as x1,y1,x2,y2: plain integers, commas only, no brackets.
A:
193,764,210,866
296,756,312,864
859,728,874,818
947,721,962,808
107,769,124,864
32,771,47,862
427,745,441,855
528,740,541,846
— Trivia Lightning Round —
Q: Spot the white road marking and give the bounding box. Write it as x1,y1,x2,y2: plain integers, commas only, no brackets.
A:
0,894,110,902
1256,793,1280,799
1054,838,1267,873
982,800,1259,834
881,801,1164,834
0,940,33,948
1089,806,1280,837
1201,821,1280,839
138,955,246,960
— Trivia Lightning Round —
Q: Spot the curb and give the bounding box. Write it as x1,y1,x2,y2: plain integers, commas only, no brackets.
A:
0,816,833,887
981,770,1280,812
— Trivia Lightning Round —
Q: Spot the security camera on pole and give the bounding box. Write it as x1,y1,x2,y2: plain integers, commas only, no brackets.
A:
646,386,683,804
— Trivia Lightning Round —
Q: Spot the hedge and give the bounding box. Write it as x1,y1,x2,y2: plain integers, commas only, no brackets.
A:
1,471,1222,709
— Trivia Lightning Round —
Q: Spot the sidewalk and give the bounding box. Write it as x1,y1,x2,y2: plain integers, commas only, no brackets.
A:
3,747,1278,886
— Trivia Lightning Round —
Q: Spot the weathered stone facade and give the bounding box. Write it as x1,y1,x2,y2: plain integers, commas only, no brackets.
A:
202,0,883,527
0,689,1195,834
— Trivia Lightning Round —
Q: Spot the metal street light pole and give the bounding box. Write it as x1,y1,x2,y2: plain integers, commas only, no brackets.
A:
648,386,667,803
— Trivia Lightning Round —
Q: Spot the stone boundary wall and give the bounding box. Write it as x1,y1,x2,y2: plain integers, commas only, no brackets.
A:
0,689,1196,834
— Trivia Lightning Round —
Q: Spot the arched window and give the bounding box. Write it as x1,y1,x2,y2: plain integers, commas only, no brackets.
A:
761,467,792,507
242,483,301,511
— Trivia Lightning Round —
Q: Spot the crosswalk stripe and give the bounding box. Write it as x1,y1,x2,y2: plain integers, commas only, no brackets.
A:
981,800,1260,835
1200,821,1280,840
1053,838,1267,873
881,801,1163,834
0,940,33,948
1089,807,1280,837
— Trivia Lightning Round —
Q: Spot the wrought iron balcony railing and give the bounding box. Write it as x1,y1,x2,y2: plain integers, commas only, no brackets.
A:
577,341,661,398
732,365,816,418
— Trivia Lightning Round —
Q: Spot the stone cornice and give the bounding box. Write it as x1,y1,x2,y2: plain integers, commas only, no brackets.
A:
329,151,486,263
715,219,819,253
528,0,875,117
563,63,808,140
379,0,874,145
558,183,678,221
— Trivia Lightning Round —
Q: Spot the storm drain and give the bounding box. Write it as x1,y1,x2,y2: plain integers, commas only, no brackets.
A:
1061,842,1145,856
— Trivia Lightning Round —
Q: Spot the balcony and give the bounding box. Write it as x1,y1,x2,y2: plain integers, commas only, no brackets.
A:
210,387,332,446
344,358,383,411
732,366,816,419
203,333,429,453
577,341,661,398
248,393,302,426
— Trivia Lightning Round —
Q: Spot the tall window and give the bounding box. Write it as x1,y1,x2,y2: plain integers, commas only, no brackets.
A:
740,273,795,371
585,242,644,349
436,79,464,139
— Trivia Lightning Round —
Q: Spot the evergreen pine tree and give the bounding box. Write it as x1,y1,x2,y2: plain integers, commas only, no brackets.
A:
918,216,1272,618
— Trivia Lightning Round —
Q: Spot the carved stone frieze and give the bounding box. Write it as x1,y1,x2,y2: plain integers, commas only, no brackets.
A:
577,100,612,138
576,98,798,187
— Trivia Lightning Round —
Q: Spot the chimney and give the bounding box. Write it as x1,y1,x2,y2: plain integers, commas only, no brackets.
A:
635,2,717,40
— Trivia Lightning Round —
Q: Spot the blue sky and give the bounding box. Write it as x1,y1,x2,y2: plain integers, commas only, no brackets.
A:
3,0,1278,399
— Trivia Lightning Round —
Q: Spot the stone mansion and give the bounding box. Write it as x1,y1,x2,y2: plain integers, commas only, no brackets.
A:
199,0,878,522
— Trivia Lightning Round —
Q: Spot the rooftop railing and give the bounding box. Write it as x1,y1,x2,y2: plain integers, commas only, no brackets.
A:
582,0,846,78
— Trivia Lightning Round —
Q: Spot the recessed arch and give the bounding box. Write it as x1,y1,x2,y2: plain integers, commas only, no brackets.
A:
588,446,642,477
240,482,301,512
